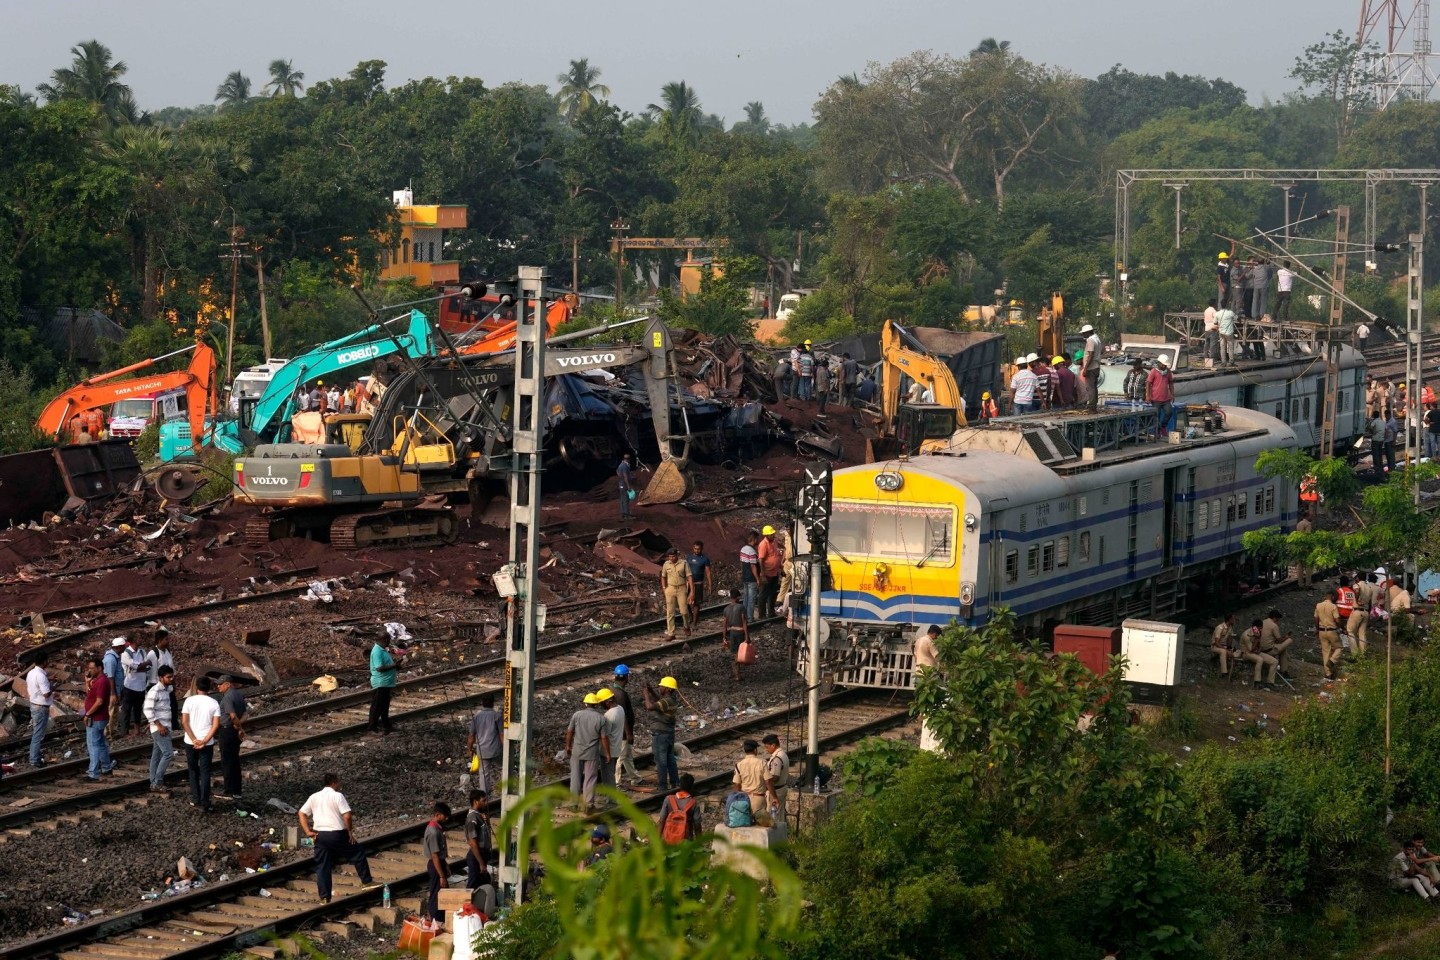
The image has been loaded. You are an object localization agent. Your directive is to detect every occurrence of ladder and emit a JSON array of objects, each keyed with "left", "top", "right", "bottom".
[{"left": 1319, "top": 205, "right": 1350, "bottom": 458}]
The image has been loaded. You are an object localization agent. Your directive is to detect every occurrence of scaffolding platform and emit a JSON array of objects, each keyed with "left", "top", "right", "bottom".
[{"left": 988, "top": 403, "right": 1163, "bottom": 455}]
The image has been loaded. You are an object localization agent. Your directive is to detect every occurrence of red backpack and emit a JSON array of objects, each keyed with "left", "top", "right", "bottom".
[{"left": 661, "top": 793, "right": 697, "bottom": 844}]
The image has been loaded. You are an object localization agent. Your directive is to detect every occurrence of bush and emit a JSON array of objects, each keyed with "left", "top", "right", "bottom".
[
  {"left": 0, "top": 360, "right": 49, "bottom": 455},
  {"left": 133, "top": 422, "right": 160, "bottom": 464}
]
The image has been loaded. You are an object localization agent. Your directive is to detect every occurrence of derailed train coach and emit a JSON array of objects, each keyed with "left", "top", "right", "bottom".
[{"left": 797, "top": 404, "right": 1298, "bottom": 690}]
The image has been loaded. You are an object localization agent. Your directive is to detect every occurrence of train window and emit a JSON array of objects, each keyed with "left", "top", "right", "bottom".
[
  {"left": 831, "top": 501, "right": 955, "bottom": 565},
  {"left": 1213, "top": 498, "right": 1222, "bottom": 525},
  {"left": 1099, "top": 536, "right": 1106, "bottom": 563},
  {"left": 1198, "top": 500, "right": 1209, "bottom": 530},
  {"left": 1006, "top": 550, "right": 1019, "bottom": 584},
  {"left": 1078, "top": 531, "right": 1091, "bottom": 562},
  {"left": 1266, "top": 486, "right": 1275, "bottom": 513},
  {"left": 1027, "top": 545, "right": 1040, "bottom": 577},
  {"left": 1291, "top": 399, "right": 1300, "bottom": 422},
  {"left": 1140, "top": 480, "right": 1152, "bottom": 500},
  {"left": 1254, "top": 491, "right": 1264, "bottom": 516},
  {"left": 1227, "top": 496, "right": 1236, "bottom": 523},
  {"left": 1057, "top": 536, "right": 1070, "bottom": 568},
  {"left": 1237, "top": 495, "right": 1247, "bottom": 521},
  {"left": 1102, "top": 489, "right": 1110, "bottom": 506},
  {"left": 1304, "top": 396, "right": 1311, "bottom": 421},
  {"left": 1275, "top": 403, "right": 1283, "bottom": 420},
  {"left": 1340, "top": 390, "right": 1348, "bottom": 411},
  {"left": 1041, "top": 541, "right": 1055, "bottom": 573},
  {"left": 1077, "top": 496, "right": 1087, "bottom": 517}
]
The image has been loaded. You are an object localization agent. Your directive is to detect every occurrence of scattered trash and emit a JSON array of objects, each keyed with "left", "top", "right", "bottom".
[
  {"left": 266, "top": 798, "right": 299, "bottom": 815},
  {"left": 311, "top": 674, "right": 339, "bottom": 694},
  {"left": 302, "top": 580, "right": 334, "bottom": 603},
  {"left": 176, "top": 856, "right": 197, "bottom": 881}
]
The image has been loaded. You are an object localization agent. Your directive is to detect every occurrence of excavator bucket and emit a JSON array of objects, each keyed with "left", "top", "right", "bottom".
[{"left": 638, "top": 458, "right": 691, "bottom": 505}]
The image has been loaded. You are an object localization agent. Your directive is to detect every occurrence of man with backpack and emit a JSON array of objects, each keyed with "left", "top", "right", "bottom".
[{"left": 659, "top": 773, "right": 702, "bottom": 844}]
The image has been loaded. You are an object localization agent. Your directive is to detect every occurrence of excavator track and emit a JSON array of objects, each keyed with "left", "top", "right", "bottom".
[
  {"left": 244, "top": 515, "right": 295, "bottom": 545},
  {"left": 329, "top": 505, "right": 458, "bottom": 550}
]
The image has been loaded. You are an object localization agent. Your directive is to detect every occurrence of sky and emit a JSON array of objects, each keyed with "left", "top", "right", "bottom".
[{"left": 3, "top": 0, "right": 1365, "bottom": 125}]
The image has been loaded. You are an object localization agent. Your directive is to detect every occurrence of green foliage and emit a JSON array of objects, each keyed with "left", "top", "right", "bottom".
[
  {"left": 495, "top": 785, "right": 801, "bottom": 960},
  {"left": 0, "top": 360, "right": 49, "bottom": 455},
  {"left": 132, "top": 421, "right": 159, "bottom": 463},
  {"left": 657, "top": 256, "right": 759, "bottom": 337},
  {"left": 794, "top": 612, "right": 1201, "bottom": 960},
  {"left": 833, "top": 736, "right": 917, "bottom": 797}
]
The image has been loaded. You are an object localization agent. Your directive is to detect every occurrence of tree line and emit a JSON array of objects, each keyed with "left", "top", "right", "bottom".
[{"left": 3, "top": 30, "right": 1437, "bottom": 395}]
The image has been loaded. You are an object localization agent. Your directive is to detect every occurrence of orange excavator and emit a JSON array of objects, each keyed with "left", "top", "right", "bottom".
[
  {"left": 452, "top": 294, "right": 577, "bottom": 356},
  {"left": 36, "top": 344, "right": 218, "bottom": 444}
]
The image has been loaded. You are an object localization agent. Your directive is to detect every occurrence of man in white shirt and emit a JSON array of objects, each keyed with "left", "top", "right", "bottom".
[
  {"left": 1079, "top": 324, "right": 1103, "bottom": 412},
  {"left": 1275, "top": 261, "right": 1296, "bottom": 320},
  {"left": 1010, "top": 356, "right": 1038, "bottom": 414},
  {"left": 298, "top": 772, "right": 379, "bottom": 903},
  {"left": 181, "top": 676, "right": 221, "bottom": 812},
  {"left": 1202, "top": 299, "right": 1219, "bottom": 365},
  {"left": 120, "top": 637, "right": 150, "bottom": 738},
  {"left": 1356, "top": 320, "right": 1370, "bottom": 353},
  {"left": 25, "top": 653, "right": 52, "bottom": 768},
  {"left": 1215, "top": 305, "right": 1238, "bottom": 364},
  {"left": 143, "top": 665, "right": 177, "bottom": 793}
]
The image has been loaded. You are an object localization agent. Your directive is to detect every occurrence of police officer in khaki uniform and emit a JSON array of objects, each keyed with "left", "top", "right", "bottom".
[
  {"left": 1314, "top": 590, "right": 1343, "bottom": 680},
  {"left": 1351, "top": 577, "right": 1375, "bottom": 655},
  {"left": 660, "top": 548, "right": 689, "bottom": 640},
  {"left": 761, "top": 733, "right": 790, "bottom": 822},
  {"left": 1260, "top": 609, "right": 1293, "bottom": 679}
]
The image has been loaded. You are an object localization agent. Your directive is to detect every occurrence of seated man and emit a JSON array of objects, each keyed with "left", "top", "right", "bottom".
[
  {"left": 1238, "top": 619, "right": 1279, "bottom": 690},
  {"left": 1260, "top": 609, "right": 1293, "bottom": 679},
  {"left": 1393, "top": 839, "right": 1438, "bottom": 900},
  {"left": 1412, "top": 833, "right": 1440, "bottom": 887},
  {"left": 1210, "top": 613, "right": 1238, "bottom": 677}
]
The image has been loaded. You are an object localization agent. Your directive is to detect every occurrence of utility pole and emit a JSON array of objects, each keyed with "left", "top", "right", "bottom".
[
  {"left": 220, "top": 215, "right": 244, "bottom": 387},
  {"left": 255, "top": 252, "right": 272, "bottom": 360},
  {"left": 1164, "top": 182, "right": 1186, "bottom": 250},
  {"left": 610, "top": 219, "right": 629, "bottom": 316},
  {"left": 496, "top": 266, "right": 548, "bottom": 907}
]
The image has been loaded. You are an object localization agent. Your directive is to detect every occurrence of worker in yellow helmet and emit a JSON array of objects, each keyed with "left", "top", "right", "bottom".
[
  {"left": 980, "top": 390, "right": 998, "bottom": 422},
  {"left": 758, "top": 525, "right": 785, "bottom": 617},
  {"left": 643, "top": 676, "right": 681, "bottom": 791}
]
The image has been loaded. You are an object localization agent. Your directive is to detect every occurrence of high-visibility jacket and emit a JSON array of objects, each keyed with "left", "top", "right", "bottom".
[{"left": 1336, "top": 586, "right": 1356, "bottom": 619}]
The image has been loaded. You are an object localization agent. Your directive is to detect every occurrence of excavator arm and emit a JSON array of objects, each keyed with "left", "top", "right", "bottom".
[
  {"left": 880, "top": 320, "right": 968, "bottom": 426},
  {"left": 636, "top": 317, "right": 691, "bottom": 504},
  {"left": 455, "top": 296, "right": 576, "bottom": 356}
]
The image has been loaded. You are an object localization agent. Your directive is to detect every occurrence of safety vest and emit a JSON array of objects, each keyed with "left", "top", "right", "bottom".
[
  {"left": 1336, "top": 586, "right": 1356, "bottom": 618},
  {"left": 1299, "top": 476, "right": 1319, "bottom": 503},
  {"left": 981, "top": 398, "right": 998, "bottom": 420}
]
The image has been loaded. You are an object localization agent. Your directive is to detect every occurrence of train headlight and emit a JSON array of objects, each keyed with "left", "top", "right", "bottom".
[
  {"left": 964, "top": 513, "right": 977, "bottom": 532},
  {"left": 875, "top": 472, "right": 904, "bottom": 492},
  {"left": 959, "top": 582, "right": 975, "bottom": 605}
]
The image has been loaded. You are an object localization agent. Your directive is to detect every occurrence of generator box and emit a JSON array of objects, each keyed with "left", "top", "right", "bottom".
[
  {"left": 1052, "top": 625, "right": 1121, "bottom": 677},
  {"left": 1121, "top": 619, "right": 1183, "bottom": 700}
]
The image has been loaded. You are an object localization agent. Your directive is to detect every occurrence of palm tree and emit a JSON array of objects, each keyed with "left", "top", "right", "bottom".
[
  {"left": 556, "top": 58, "right": 610, "bottom": 122},
  {"left": 647, "top": 81, "right": 703, "bottom": 143},
  {"left": 736, "top": 100, "right": 770, "bottom": 135},
  {"left": 970, "top": 37, "right": 1011, "bottom": 57},
  {"left": 2, "top": 84, "right": 36, "bottom": 108},
  {"left": 215, "top": 71, "right": 252, "bottom": 110},
  {"left": 36, "top": 39, "right": 135, "bottom": 128},
  {"left": 265, "top": 59, "right": 305, "bottom": 97}
]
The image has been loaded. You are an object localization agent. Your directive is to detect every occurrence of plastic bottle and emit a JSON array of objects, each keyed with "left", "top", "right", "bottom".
[
  {"left": 812, "top": 776, "right": 820, "bottom": 796},
  {"left": 382, "top": 884, "right": 391, "bottom": 909}
]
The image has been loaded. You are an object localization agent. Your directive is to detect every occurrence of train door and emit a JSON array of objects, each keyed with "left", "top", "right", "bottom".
[{"left": 1162, "top": 466, "right": 1187, "bottom": 567}]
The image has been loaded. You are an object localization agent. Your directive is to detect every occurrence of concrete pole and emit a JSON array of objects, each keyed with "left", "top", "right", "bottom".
[
  {"left": 804, "top": 533, "right": 822, "bottom": 789},
  {"left": 498, "top": 266, "right": 548, "bottom": 907}
]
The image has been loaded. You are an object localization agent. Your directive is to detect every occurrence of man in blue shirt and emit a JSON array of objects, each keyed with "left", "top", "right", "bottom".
[
  {"left": 684, "top": 541, "right": 713, "bottom": 632},
  {"left": 367, "top": 635, "right": 401, "bottom": 734}
]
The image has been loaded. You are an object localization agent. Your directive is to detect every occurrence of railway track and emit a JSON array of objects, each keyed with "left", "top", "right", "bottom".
[
  {"left": 0, "top": 604, "right": 763, "bottom": 834},
  {"left": 3, "top": 691, "right": 914, "bottom": 960}
]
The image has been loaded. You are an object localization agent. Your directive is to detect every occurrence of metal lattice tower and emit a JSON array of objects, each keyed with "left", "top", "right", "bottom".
[{"left": 1359, "top": 0, "right": 1440, "bottom": 106}]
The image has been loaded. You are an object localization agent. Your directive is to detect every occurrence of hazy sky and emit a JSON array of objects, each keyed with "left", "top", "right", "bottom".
[{"left": 4, "top": 0, "right": 1363, "bottom": 125}]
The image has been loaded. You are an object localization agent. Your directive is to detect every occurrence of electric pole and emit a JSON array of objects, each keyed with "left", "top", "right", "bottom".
[{"left": 496, "top": 266, "right": 549, "bottom": 907}]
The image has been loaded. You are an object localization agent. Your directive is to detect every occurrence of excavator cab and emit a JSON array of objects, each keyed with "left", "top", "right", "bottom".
[
  {"left": 896, "top": 404, "right": 959, "bottom": 457},
  {"left": 390, "top": 411, "right": 456, "bottom": 472}
]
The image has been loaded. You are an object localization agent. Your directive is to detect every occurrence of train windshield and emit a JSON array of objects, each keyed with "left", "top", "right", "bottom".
[
  {"left": 111, "top": 399, "right": 153, "bottom": 419},
  {"left": 830, "top": 500, "right": 955, "bottom": 565}
]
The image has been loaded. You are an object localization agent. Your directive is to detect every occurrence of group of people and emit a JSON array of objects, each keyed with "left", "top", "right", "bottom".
[
  {"left": 296, "top": 378, "right": 376, "bottom": 416},
  {"left": 1211, "top": 568, "right": 1411, "bottom": 686},
  {"left": 772, "top": 341, "right": 875, "bottom": 411},
  {"left": 1209, "top": 608, "right": 1294, "bottom": 689},
  {"left": 1215, "top": 253, "right": 1296, "bottom": 323},
  {"left": 1362, "top": 376, "right": 1440, "bottom": 475},
  {"left": 25, "top": 622, "right": 250, "bottom": 810},
  {"left": 562, "top": 668, "right": 677, "bottom": 810},
  {"left": 1005, "top": 324, "right": 1105, "bottom": 417}
]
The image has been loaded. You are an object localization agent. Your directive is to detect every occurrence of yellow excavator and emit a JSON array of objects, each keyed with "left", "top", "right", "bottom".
[{"left": 865, "top": 319, "right": 970, "bottom": 461}]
